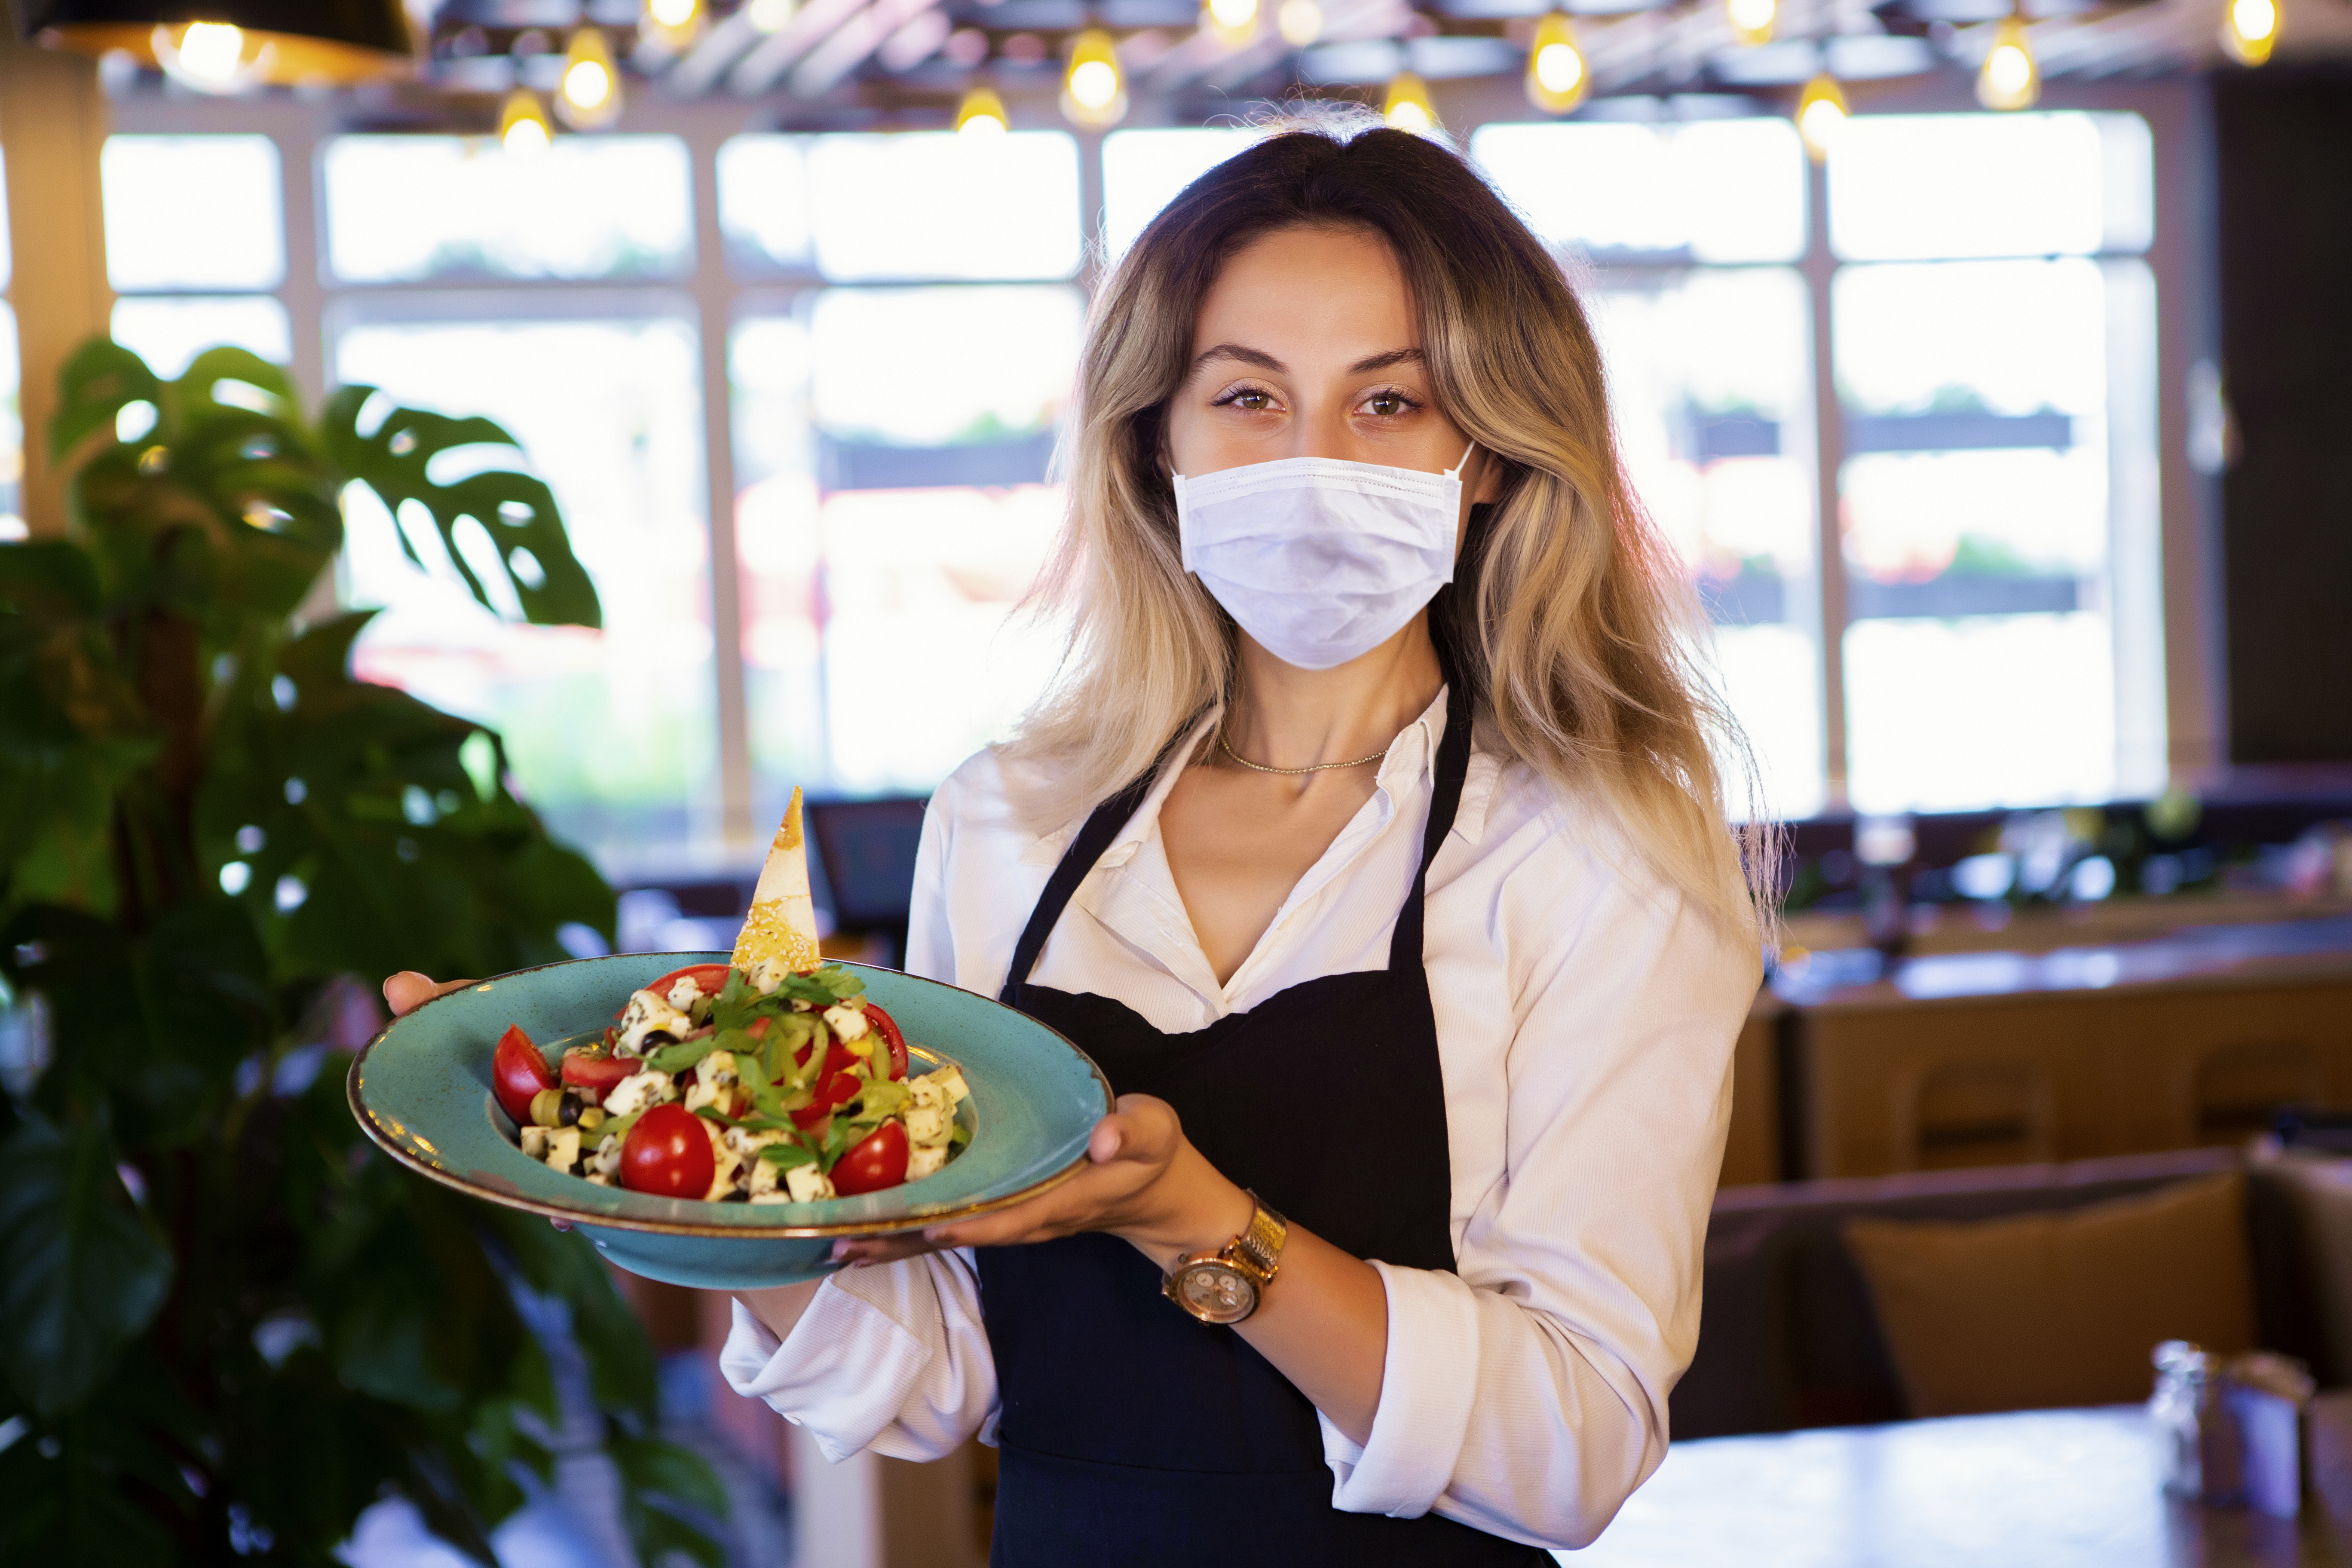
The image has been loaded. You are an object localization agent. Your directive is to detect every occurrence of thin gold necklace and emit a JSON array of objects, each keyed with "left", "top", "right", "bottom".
[{"left": 1218, "top": 732, "right": 1388, "bottom": 775}]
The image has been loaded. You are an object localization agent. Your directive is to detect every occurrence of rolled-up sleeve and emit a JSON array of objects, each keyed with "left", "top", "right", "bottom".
[
  {"left": 1320, "top": 847, "right": 1757, "bottom": 1548},
  {"left": 720, "top": 1248, "right": 997, "bottom": 1462}
]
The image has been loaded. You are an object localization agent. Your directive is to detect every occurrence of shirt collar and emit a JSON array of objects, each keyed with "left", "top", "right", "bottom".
[{"left": 1013, "top": 682, "right": 1483, "bottom": 870}]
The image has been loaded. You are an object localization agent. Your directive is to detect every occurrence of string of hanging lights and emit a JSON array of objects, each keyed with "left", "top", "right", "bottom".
[{"left": 26, "top": 0, "right": 2284, "bottom": 141}]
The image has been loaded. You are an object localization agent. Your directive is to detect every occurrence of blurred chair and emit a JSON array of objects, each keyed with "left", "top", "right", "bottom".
[
  {"left": 1670, "top": 1147, "right": 2346, "bottom": 1439},
  {"left": 805, "top": 796, "right": 927, "bottom": 967}
]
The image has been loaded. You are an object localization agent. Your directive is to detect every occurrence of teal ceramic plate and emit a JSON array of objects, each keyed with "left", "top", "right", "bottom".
[{"left": 348, "top": 953, "right": 1111, "bottom": 1290}]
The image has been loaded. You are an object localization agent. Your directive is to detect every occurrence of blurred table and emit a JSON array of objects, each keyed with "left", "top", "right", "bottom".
[{"left": 1571, "top": 1407, "right": 2352, "bottom": 1567}]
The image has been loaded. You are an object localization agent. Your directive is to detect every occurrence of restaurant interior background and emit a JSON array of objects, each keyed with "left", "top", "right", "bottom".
[{"left": 3, "top": 0, "right": 2352, "bottom": 1561}]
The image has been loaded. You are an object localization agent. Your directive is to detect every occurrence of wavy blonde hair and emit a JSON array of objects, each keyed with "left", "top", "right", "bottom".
[{"left": 1003, "top": 115, "right": 1774, "bottom": 941}]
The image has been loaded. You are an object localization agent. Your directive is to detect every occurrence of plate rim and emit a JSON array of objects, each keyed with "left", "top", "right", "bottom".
[{"left": 347, "top": 953, "right": 1113, "bottom": 1240}]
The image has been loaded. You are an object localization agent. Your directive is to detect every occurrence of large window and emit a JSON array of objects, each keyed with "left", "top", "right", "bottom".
[
  {"left": 1828, "top": 113, "right": 2159, "bottom": 814},
  {"left": 70, "top": 107, "right": 2169, "bottom": 877},
  {"left": 102, "top": 134, "right": 292, "bottom": 374}
]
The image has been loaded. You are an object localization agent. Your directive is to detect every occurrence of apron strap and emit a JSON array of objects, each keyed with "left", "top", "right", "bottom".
[
  {"left": 1004, "top": 766, "right": 1164, "bottom": 994},
  {"left": 1386, "top": 674, "right": 1474, "bottom": 974},
  {"left": 1004, "top": 672, "right": 1477, "bottom": 994}
]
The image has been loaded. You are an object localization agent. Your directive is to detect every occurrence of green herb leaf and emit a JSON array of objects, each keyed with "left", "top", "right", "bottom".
[
  {"left": 644, "top": 1036, "right": 716, "bottom": 1074},
  {"left": 690, "top": 1105, "right": 737, "bottom": 1128},
  {"left": 756, "top": 1143, "right": 818, "bottom": 1170}
]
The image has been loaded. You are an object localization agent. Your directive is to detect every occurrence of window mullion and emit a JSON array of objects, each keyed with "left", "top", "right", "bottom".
[{"left": 1804, "top": 154, "right": 1849, "bottom": 810}]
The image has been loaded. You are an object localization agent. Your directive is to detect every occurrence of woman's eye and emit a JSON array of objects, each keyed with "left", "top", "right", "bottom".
[
  {"left": 1364, "top": 392, "right": 1414, "bottom": 417},
  {"left": 1226, "top": 389, "right": 1274, "bottom": 412}
]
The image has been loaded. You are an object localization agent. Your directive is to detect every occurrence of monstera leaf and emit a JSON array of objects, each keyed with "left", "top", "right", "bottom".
[{"left": 321, "top": 389, "right": 601, "bottom": 630}]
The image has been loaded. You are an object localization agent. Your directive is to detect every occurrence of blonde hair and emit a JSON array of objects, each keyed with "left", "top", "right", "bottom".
[{"left": 1004, "top": 115, "right": 1775, "bottom": 942}]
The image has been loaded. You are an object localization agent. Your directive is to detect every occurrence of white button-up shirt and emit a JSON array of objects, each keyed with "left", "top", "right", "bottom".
[{"left": 720, "top": 690, "right": 1759, "bottom": 1550}]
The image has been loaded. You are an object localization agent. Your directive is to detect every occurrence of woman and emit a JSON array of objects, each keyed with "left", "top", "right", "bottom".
[{"left": 394, "top": 117, "right": 1766, "bottom": 1561}]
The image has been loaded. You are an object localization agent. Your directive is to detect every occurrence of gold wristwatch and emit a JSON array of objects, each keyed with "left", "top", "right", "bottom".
[{"left": 1163, "top": 1192, "right": 1287, "bottom": 1325}]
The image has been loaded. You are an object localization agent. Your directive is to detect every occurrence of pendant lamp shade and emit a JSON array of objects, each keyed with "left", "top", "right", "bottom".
[{"left": 24, "top": 0, "right": 415, "bottom": 86}]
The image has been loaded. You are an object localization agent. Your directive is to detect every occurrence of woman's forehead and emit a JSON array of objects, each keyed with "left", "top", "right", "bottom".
[{"left": 1190, "top": 227, "right": 1416, "bottom": 367}]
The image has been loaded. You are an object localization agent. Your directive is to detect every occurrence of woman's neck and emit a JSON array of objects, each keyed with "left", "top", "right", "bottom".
[{"left": 1221, "top": 618, "right": 1445, "bottom": 778}]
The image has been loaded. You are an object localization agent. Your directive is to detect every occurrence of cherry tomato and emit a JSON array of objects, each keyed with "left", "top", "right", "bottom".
[
  {"left": 560, "top": 1049, "right": 637, "bottom": 1103},
  {"left": 831, "top": 1120, "right": 910, "bottom": 1196},
  {"left": 620, "top": 1104, "right": 717, "bottom": 1198},
  {"left": 492, "top": 1024, "right": 556, "bottom": 1124},
  {"left": 864, "top": 1003, "right": 909, "bottom": 1081},
  {"left": 645, "top": 963, "right": 732, "bottom": 1004}
]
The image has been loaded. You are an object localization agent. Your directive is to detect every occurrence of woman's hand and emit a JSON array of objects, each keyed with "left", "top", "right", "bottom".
[
  {"left": 384, "top": 971, "right": 472, "bottom": 1017},
  {"left": 835, "top": 1094, "right": 1251, "bottom": 1271}
]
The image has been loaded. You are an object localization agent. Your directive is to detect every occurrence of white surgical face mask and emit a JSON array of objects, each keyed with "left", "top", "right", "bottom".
[{"left": 1173, "top": 442, "right": 1475, "bottom": 672}]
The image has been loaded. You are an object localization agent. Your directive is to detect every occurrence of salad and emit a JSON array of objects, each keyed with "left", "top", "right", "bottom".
[{"left": 492, "top": 959, "right": 971, "bottom": 1203}]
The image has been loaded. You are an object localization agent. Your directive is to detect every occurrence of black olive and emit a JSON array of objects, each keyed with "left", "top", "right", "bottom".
[
  {"left": 643, "top": 1030, "right": 677, "bottom": 1050},
  {"left": 673, "top": 1069, "right": 695, "bottom": 1088},
  {"left": 722, "top": 1188, "right": 750, "bottom": 1203},
  {"left": 558, "top": 1090, "right": 582, "bottom": 1126}
]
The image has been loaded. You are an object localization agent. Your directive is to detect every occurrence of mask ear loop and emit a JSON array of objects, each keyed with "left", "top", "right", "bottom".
[{"left": 1444, "top": 440, "right": 1478, "bottom": 481}]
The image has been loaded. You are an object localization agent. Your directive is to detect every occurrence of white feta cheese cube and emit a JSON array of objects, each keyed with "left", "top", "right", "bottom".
[
  {"left": 903, "top": 1103, "right": 951, "bottom": 1148},
  {"left": 546, "top": 1127, "right": 582, "bottom": 1173},
  {"left": 683, "top": 1076, "right": 724, "bottom": 1115},
  {"left": 906, "top": 1143, "right": 949, "bottom": 1181},
  {"left": 665, "top": 974, "right": 704, "bottom": 1010},
  {"left": 589, "top": 1134, "right": 623, "bottom": 1178},
  {"left": 748, "top": 957, "right": 787, "bottom": 996},
  {"left": 724, "top": 1126, "right": 784, "bottom": 1160},
  {"left": 931, "top": 1067, "right": 971, "bottom": 1104},
  {"left": 909, "top": 1076, "right": 948, "bottom": 1112},
  {"left": 695, "top": 1050, "right": 738, "bottom": 1089},
  {"left": 519, "top": 1126, "right": 549, "bottom": 1159},
  {"left": 783, "top": 1163, "right": 835, "bottom": 1204},
  {"left": 822, "top": 1004, "right": 869, "bottom": 1042},
  {"left": 586, "top": 1173, "right": 612, "bottom": 1187},
  {"left": 748, "top": 1155, "right": 783, "bottom": 1196},
  {"left": 600, "top": 1067, "right": 674, "bottom": 1120},
  {"left": 748, "top": 1191, "right": 793, "bottom": 1205},
  {"left": 616, "top": 988, "right": 694, "bottom": 1054}
]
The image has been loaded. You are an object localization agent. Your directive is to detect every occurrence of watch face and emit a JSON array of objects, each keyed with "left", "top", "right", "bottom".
[{"left": 1173, "top": 1260, "right": 1257, "bottom": 1324}]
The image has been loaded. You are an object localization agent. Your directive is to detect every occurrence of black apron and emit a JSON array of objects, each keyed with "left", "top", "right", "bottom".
[{"left": 979, "top": 680, "right": 1550, "bottom": 1565}]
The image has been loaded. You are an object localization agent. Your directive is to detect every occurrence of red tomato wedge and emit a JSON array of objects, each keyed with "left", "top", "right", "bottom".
[
  {"left": 560, "top": 1049, "right": 637, "bottom": 1103},
  {"left": 492, "top": 1024, "right": 556, "bottom": 1123},
  {"left": 620, "top": 1104, "right": 716, "bottom": 1198},
  {"left": 864, "top": 1003, "right": 909, "bottom": 1081},
  {"left": 832, "top": 1120, "right": 910, "bottom": 1195},
  {"left": 642, "top": 963, "right": 732, "bottom": 1006},
  {"left": 791, "top": 1048, "right": 865, "bottom": 1130}
]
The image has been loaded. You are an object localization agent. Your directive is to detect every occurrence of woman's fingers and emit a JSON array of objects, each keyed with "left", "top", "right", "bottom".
[
  {"left": 383, "top": 971, "right": 475, "bottom": 1017},
  {"left": 833, "top": 1232, "right": 943, "bottom": 1267}
]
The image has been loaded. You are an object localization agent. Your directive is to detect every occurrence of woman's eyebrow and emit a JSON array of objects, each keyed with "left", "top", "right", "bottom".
[
  {"left": 1348, "top": 348, "right": 1424, "bottom": 374},
  {"left": 1191, "top": 343, "right": 1286, "bottom": 376}
]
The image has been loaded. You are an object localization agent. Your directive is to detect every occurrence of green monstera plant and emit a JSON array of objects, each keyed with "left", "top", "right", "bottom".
[{"left": 0, "top": 341, "right": 725, "bottom": 1564}]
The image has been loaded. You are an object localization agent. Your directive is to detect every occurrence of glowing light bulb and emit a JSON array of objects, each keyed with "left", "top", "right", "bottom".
[
  {"left": 1524, "top": 14, "right": 1586, "bottom": 114},
  {"left": 1976, "top": 14, "right": 2038, "bottom": 110},
  {"left": 2223, "top": 0, "right": 2278, "bottom": 63},
  {"left": 1727, "top": 0, "right": 1775, "bottom": 45},
  {"left": 748, "top": 0, "right": 795, "bottom": 32},
  {"left": 150, "top": 19, "right": 273, "bottom": 92},
  {"left": 1383, "top": 71, "right": 1437, "bottom": 134},
  {"left": 557, "top": 26, "right": 624, "bottom": 129},
  {"left": 1060, "top": 29, "right": 1127, "bottom": 127},
  {"left": 645, "top": 0, "right": 701, "bottom": 49},
  {"left": 1205, "top": 0, "right": 1259, "bottom": 45},
  {"left": 1795, "top": 71, "right": 1848, "bottom": 162},
  {"left": 1277, "top": 0, "right": 1322, "bottom": 43},
  {"left": 178, "top": 20, "right": 246, "bottom": 82},
  {"left": 499, "top": 89, "right": 554, "bottom": 154},
  {"left": 956, "top": 84, "right": 1010, "bottom": 133}
]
